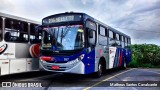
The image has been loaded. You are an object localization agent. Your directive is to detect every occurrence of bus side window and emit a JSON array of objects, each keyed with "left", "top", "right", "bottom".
[
  {"left": 30, "top": 24, "right": 41, "bottom": 43},
  {"left": 109, "top": 30, "right": 116, "bottom": 46},
  {"left": 0, "top": 17, "right": 2, "bottom": 41},
  {"left": 121, "top": 36, "right": 125, "bottom": 48},
  {"left": 86, "top": 20, "right": 97, "bottom": 48},
  {"left": 115, "top": 33, "right": 121, "bottom": 47},
  {"left": 125, "top": 37, "right": 128, "bottom": 47},
  {"left": 88, "top": 30, "right": 96, "bottom": 46},
  {"left": 98, "top": 26, "right": 108, "bottom": 45},
  {"left": 127, "top": 38, "right": 131, "bottom": 47},
  {"left": 109, "top": 30, "right": 113, "bottom": 38},
  {"left": 4, "top": 18, "right": 28, "bottom": 43}
]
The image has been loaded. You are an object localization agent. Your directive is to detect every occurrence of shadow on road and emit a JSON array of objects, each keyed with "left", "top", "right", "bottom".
[
  {"left": 0, "top": 71, "right": 55, "bottom": 81},
  {"left": 0, "top": 67, "right": 127, "bottom": 87},
  {"left": 40, "top": 67, "right": 127, "bottom": 87}
]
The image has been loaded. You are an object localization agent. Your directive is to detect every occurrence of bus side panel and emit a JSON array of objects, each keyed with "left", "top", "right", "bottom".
[
  {"left": 83, "top": 49, "right": 95, "bottom": 74},
  {"left": 10, "top": 59, "right": 27, "bottom": 74},
  {"left": 94, "top": 45, "right": 109, "bottom": 72},
  {"left": 0, "top": 60, "right": 9, "bottom": 75},
  {"left": 15, "top": 43, "right": 31, "bottom": 58},
  {"left": 7, "top": 43, "right": 15, "bottom": 58},
  {"left": 109, "top": 47, "right": 116, "bottom": 69},
  {"left": 109, "top": 47, "right": 125, "bottom": 68},
  {"left": 113, "top": 48, "right": 125, "bottom": 68},
  {"left": 0, "top": 42, "right": 10, "bottom": 75}
]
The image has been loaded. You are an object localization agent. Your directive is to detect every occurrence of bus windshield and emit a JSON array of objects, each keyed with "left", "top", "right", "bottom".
[{"left": 42, "top": 25, "right": 84, "bottom": 51}]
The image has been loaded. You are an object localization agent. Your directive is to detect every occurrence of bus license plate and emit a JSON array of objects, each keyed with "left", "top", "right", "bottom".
[{"left": 52, "top": 66, "right": 60, "bottom": 70}]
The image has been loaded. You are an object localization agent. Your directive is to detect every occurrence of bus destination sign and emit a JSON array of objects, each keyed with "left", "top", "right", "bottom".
[{"left": 43, "top": 14, "right": 82, "bottom": 24}]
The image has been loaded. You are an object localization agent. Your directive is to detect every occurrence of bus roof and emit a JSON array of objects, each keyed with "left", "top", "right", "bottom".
[
  {"left": 0, "top": 12, "right": 40, "bottom": 24},
  {"left": 43, "top": 12, "right": 130, "bottom": 38}
]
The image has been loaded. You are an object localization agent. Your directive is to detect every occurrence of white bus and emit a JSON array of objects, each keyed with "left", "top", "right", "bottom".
[{"left": 0, "top": 12, "right": 41, "bottom": 75}]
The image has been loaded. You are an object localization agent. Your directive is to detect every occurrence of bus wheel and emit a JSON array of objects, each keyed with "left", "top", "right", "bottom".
[{"left": 94, "top": 62, "right": 103, "bottom": 78}]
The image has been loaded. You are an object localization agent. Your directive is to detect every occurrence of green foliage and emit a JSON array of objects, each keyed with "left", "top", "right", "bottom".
[{"left": 128, "top": 44, "right": 160, "bottom": 68}]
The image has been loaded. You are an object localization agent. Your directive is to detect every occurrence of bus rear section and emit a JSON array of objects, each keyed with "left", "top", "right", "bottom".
[
  {"left": 109, "top": 47, "right": 132, "bottom": 69},
  {"left": 0, "top": 12, "right": 41, "bottom": 75}
]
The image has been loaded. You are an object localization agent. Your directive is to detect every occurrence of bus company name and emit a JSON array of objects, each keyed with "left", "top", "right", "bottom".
[{"left": 43, "top": 15, "right": 74, "bottom": 24}]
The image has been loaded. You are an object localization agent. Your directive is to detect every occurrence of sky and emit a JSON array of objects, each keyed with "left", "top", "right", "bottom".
[{"left": 0, "top": 0, "right": 160, "bottom": 45}]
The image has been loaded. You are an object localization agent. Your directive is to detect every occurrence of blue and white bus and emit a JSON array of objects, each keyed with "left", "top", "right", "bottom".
[{"left": 38, "top": 12, "right": 132, "bottom": 77}]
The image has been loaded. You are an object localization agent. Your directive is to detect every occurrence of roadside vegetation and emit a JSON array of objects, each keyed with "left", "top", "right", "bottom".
[{"left": 128, "top": 44, "right": 160, "bottom": 68}]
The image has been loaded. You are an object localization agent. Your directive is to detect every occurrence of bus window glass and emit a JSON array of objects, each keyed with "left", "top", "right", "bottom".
[
  {"left": 125, "top": 37, "right": 127, "bottom": 43},
  {"left": 121, "top": 36, "right": 124, "bottom": 48},
  {"left": 0, "top": 17, "right": 2, "bottom": 41},
  {"left": 4, "top": 18, "right": 28, "bottom": 43},
  {"left": 86, "top": 21, "right": 96, "bottom": 30},
  {"left": 99, "top": 35, "right": 107, "bottom": 45},
  {"left": 89, "top": 30, "right": 96, "bottom": 45},
  {"left": 116, "top": 33, "right": 119, "bottom": 40},
  {"left": 129, "top": 38, "right": 131, "bottom": 44},
  {"left": 119, "top": 35, "right": 121, "bottom": 41},
  {"left": 100, "top": 26, "right": 105, "bottom": 36},
  {"left": 30, "top": 23, "right": 41, "bottom": 43},
  {"left": 116, "top": 34, "right": 121, "bottom": 46},
  {"left": 121, "top": 36, "right": 123, "bottom": 41},
  {"left": 109, "top": 30, "right": 113, "bottom": 38},
  {"left": 128, "top": 38, "right": 131, "bottom": 46},
  {"left": 128, "top": 38, "right": 131, "bottom": 44},
  {"left": 123, "top": 36, "right": 125, "bottom": 42},
  {"left": 124, "top": 37, "right": 128, "bottom": 47}
]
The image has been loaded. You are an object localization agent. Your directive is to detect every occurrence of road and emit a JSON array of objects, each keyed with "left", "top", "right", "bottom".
[{"left": 0, "top": 68, "right": 159, "bottom": 90}]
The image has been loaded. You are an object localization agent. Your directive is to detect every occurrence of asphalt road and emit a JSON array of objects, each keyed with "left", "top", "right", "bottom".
[{"left": 0, "top": 68, "right": 159, "bottom": 90}]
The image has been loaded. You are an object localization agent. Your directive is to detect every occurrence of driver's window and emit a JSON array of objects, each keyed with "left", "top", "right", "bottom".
[{"left": 86, "top": 20, "right": 97, "bottom": 47}]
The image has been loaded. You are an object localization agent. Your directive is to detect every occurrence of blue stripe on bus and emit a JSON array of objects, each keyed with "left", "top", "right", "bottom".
[
  {"left": 82, "top": 49, "right": 95, "bottom": 74},
  {"left": 116, "top": 48, "right": 120, "bottom": 67}
]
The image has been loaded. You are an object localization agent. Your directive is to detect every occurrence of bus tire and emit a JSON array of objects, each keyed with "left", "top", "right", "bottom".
[{"left": 94, "top": 61, "right": 103, "bottom": 78}]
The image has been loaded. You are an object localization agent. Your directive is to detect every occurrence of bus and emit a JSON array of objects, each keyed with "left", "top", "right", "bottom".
[
  {"left": 38, "top": 12, "right": 132, "bottom": 77},
  {"left": 0, "top": 12, "right": 42, "bottom": 75}
]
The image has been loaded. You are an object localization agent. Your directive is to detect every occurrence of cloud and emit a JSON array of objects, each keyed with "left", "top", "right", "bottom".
[{"left": 0, "top": 0, "right": 160, "bottom": 45}]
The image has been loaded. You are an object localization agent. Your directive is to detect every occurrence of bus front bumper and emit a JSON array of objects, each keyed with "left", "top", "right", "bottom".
[{"left": 39, "top": 60, "right": 85, "bottom": 74}]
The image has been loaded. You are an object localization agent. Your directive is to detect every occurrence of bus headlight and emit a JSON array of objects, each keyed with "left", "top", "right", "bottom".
[
  {"left": 40, "top": 58, "right": 46, "bottom": 63},
  {"left": 67, "top": 54, "right": 84, "bottom": 65}
]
